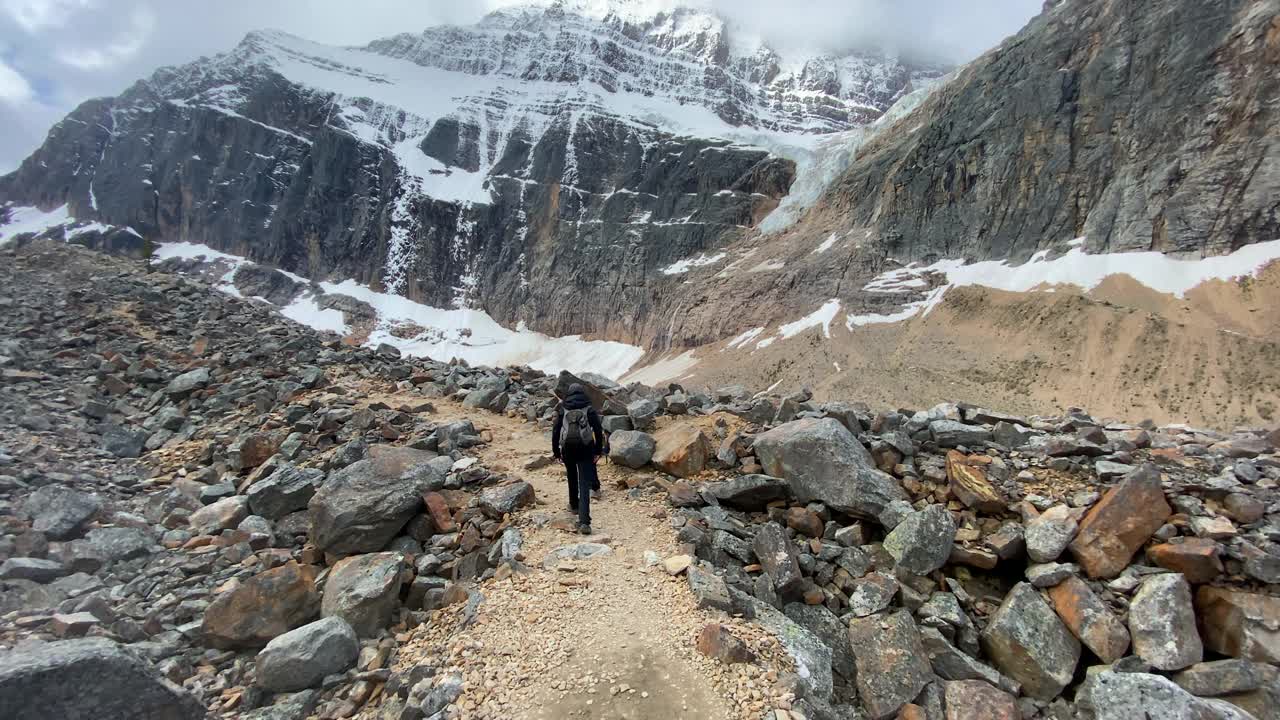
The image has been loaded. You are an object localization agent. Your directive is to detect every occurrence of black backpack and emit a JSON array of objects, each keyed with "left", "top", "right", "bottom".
[{"left": 560, "top": 408, "right": 593, "bottom": 452}]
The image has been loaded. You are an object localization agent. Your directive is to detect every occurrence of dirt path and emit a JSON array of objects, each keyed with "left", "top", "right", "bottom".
[{"left": 362, "top": 396, "right": 795, "bottom": 720}]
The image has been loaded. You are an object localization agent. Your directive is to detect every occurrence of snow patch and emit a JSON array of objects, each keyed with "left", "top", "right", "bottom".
[
  {"left": 724, "top": 327, "right": 765, "bottom": 351},
  {"left": 813, "top": 233, "right": 838, "bottom": 254},
  {"left": 620, "top": 350, "right": 700, "bottom": 385},
  {"left": 0, "top": 205, "right": 72, "bottom": 245},
  {"left": 778, "top": 299, "right": 842, "bottom": 339},
  {"left": 661, "top": 251, "right": 726, "bottom": 275},
  {"left": 280, "top": 295, "right": 348, "bottom": 335}
]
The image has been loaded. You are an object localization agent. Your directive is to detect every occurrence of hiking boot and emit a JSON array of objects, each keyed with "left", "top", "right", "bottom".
[
  {"left": 590, "top": 489, "right": 601, "bottom": 500},
  {"left": 577, "top": 523, "right": 592, "bottom": 535}
]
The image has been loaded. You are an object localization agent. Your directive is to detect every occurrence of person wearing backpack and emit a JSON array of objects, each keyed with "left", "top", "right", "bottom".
[{"left": 552, "top": 383, "right": 605, "bottom": 534}]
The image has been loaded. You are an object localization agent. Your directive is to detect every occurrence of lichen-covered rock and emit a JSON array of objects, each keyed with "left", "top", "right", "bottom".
[
  {"left": 707, "top": 474, "right": 789, "bottom": 510},
  {"left": 1196, "top": 587, "right": 1280, "bottom": 664},
  {"left": 980, "top": 582, "right": 1080, "bottom": 700},
  {"left": 1129, "top": 573, "right": 1202, "bottom": 671},
  {"left": 607, "top": 430, "right": 656, "bottom": 469},
  {"left": 847, "top": 609, "right": 933, "bottom": 719},
  {"left": 884, "top": 504, "right": 956, "bottom": 575},
  {"left": 1046, "top": 575, "right": 1130, "bottom": 663}
]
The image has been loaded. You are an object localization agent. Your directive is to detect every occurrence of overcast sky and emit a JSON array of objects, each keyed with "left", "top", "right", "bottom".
[{"left": 0, "top": 0, "right": 1042, "bottom": 174}]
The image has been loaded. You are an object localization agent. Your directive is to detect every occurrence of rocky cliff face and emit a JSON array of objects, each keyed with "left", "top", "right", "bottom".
[
  {"left": 0, "top": 0, "right": 940, "bottom": 344},
  {"left": 644, "top": 0, "right": 1280, "bottom": 350}
]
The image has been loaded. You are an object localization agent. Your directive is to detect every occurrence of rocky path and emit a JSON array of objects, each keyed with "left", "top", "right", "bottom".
[{"left": 359, "top": 396, "right": 796, "bottom": 720}]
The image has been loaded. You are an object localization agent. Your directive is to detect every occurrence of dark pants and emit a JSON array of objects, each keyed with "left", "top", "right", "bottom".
[{"left": 564, "top": 448, "right": 599, "bottom": 527}]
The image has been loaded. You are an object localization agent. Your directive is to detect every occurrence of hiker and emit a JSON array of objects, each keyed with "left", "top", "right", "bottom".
[{"left": 552, "top": 383, "right": 605, "bottom": 534}]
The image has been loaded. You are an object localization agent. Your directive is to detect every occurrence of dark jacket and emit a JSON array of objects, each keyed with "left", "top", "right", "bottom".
[{"left": 552, "top": 387, "right": 605, "bottom": 458}]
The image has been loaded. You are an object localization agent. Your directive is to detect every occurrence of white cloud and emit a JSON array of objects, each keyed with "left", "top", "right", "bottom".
[
  {"left": 0, "top": 57, "right": 33, "bottom": 103},
  {"left": 3, "top": 0, "right": 96, "bottom": 33},
  {"left": 55, "top": 4, "right": 154, "bottom": 69}
]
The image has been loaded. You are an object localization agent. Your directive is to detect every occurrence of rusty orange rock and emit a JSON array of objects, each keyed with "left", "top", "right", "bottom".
[
  {"left": 1147, "top": 538, "right": 1223, "bottom": 584},
  {"left": 1196, "top": 587, "right": 1280, "bottom": 663},
  {"left": 422, "top": 491, "right": 456, "bottom": 533},
  {"left": 652, "top": 423, "right": 711, "bottom": 478},
  {"left": 1068, "top": 464, "right": 1171, "bottom": 578},
  {"left": 1047, "top": 575, "right": 1131, "bottom": 663},
  {"left": 946, "top": 451, "right": 1006, "bottom": 513}
]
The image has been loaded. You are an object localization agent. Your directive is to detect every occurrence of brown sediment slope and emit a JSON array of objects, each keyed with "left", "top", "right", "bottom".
[{"left": 678, "top": 262, "right": 1280, "bottom": 430}]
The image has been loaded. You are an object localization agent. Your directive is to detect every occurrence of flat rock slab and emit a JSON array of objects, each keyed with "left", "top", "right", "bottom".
[{"left": 541, "top": 543, "right": 613, "bottom": 569}]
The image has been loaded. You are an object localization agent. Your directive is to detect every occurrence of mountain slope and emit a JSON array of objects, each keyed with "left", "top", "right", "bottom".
[{"left": 0, "top": 0, "right": 940, "bottom": 345}]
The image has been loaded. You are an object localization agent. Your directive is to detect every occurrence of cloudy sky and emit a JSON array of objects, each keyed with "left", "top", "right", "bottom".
[{"left": 0, "top": 0, "right": 1041, "bottom": 174}]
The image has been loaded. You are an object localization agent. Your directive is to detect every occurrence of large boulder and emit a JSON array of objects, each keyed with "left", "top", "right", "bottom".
[
  {"left": 1068, "top": 464, "right": 1171, "bottom": 578},
  {"left": 321, "top": 553, "right": 404, "bottom": 637},
  {"left": 246, "top": 465, "right": 323, "bottom": 520},
  {"left": 202, "top": 561, "right": 320, "bottom": 649},
  {"left": 945, "top": 451, "right": 1005, "bottom": 513},
  {"left": 22, "top": 486, "right": 101, "bottom": 540},
  {"left": 0, "top": 638, "right": 205, "bottom": 720},
  {"left": 753, "top": 418, "right": 907, "bottom": 518},
  {"left": 847, "top": 610, "right": 934, "bottom": 719},
  {"left": 165, "top": 367, "right": 211, "bottom": 397},
  {"left": 1196, "top": 587, "right": 1280, "bottom": 663},
  {"left": 308, "top": 447, "right": 444, "bottom": 554},
  {"left": 783, "top": 604, "right": 857, "bottom": 681},
  {"left": 1025, "top": 505, "right": 1078, "bottom": 563},
  {"left": 651, "top": 423, "right": 710, "bottom": 478},
  {"left": 607, "top": 430, "right": 656, "bottom": 468},
  {"left": 707, "top": 475, "right": 789, "bottom": 510},
  {"left": 82, "top": 527, "right": 154, "bottom": 563},
  {"left": 1129, "top": 573, "right": 1203, "bottom": 671},
  {"left": 980, "top": 582, "right": 1081, "bottom": 700},
  {"left": 1147, "top": 538, "right": 1224, "bottom": 584},
  {"left": 255, "top": 617, "right": 359, "bottom": 692},
  {"left": 884, "top": 504, "right": 957, "bottom": 575}
]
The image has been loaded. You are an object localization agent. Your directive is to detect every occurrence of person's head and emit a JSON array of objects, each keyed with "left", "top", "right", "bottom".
[{"left": 568, "top": 383, "right": 585, "bottom": 395}]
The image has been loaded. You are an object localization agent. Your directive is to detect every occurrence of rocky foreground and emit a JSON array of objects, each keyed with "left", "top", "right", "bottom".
[{"left": 1, "top": 239, "right": 1280, "bottom": 720}]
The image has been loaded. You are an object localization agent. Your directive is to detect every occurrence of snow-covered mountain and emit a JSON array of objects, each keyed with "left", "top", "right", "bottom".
[{"left": 0, "top": 0, "right": 941, "bottom": 358}]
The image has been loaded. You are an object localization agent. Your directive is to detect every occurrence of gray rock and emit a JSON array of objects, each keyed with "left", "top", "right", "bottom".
[
  {"left": 1078, "top": 670, "right": 1255, "bottom": 720},
  {"left": 627, "top": 398, "right": 661, "bottom": 431},
  {"left": 246, "top": 465, "right": 323, "bottom": 520},
  {"left": 1129, "top": 573, "right": 1203, "bottom": 671},
  {"left": 920, "top": 626, "right": 1019, "bottom": 695},
  {"left": 607, "top": 430, "right": 655, "bottom": 469},
  {"left": 101, "top": 425, "right": 147, "bottom": 458},
  {"left": 421, "top": 672, "right": 465, "bottom": 716},
  {"left": 23, "top": 486, "right": 101, "bottom": 540},
  {"left": 1026, "top": 562, "right": 1079, "bottom": 588},
  {"left": 308, "top": 448, "right": 443, "bottom": 554},
  {"left": 929, "top": 420, "right": 992, "bottom": 448},
  {"left": 1025, "top": 505, "right": 1078, "bottom": 563},
  {"left": 752, "top": 522, "right": 805, "bottom": 598},
  {"left": 321, "top": 552, "right": 404, "bottom": 637},
  {"left": 734, "top": 588, "right": 833, "bottom": 701},
  {"left": 83, "top": 527, "right": 154, "bottom": 562},
  {"left": 166, "top": 367, "right": 211, "bottom": 397},
  {"left": 847, "top": 609, "right": 933, "bottom": 719},
  {"left": 1171, "top": 659, "right": 1266, "bottom": 698},
  {"left": 601, "top": 415, "right": 632, "bottom": 433},
  {"left": 0, "top": 557, "right": 69, "bottom": 583},
  {"left": 706, "top": 474, "right": 789, "bottom": 510},
  {"left": 847, "top": 572, "right": 899, "bottom": 618},
  {"left": 0, "top": 638, "right": 205, "bottom": 720},
  {"left": 541, "top": 542, "right": 612, "bottom": 569},
  {"left": 883, "top": 504, "right": 956, "bottom": 575},
  {"left": 752, "top": 418, "right": 907, "bottom": 519},
  {"left": 687, "top": 565, "right": 733, "bottom": 613},
  {"left": 783, "top": 603, "right": 856, "bottom": 681},
  {"left": 477, "top": 481, "right": 534, "bottom": 519},
  {"left": 255, "top": 617, "right": 359, "bottom": 692},
  {"left": 981, "top": 582, "right": 1081, "bottom": 700}
]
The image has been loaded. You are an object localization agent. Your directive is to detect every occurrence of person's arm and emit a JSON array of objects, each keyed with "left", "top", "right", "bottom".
[
  {"left": 551, "top": 407, "right": 563, "bottom": 458},
  {"left": 589, "top": 408, "right": 605, "bottom": 454}
]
